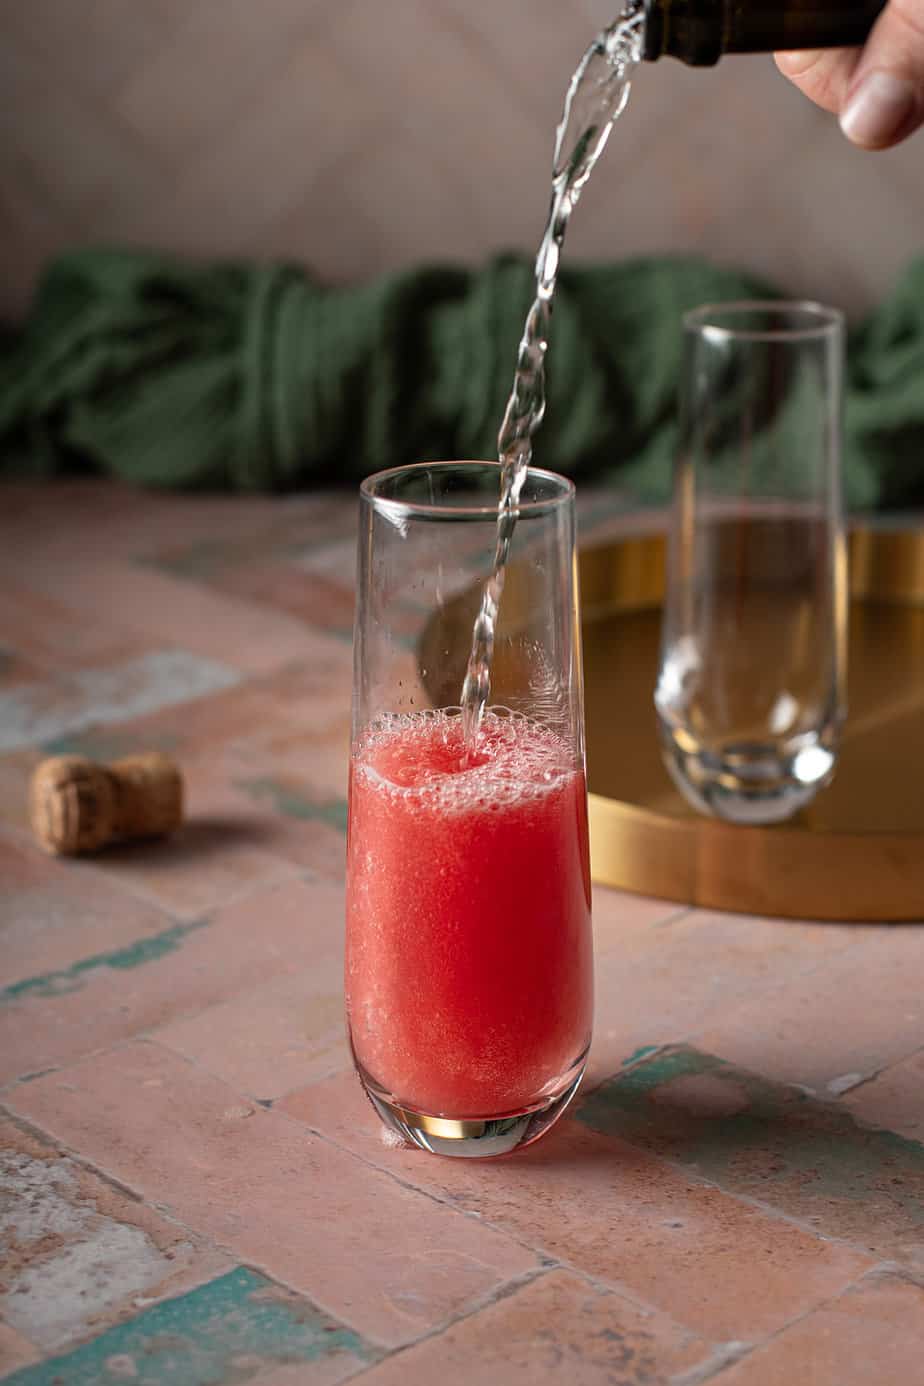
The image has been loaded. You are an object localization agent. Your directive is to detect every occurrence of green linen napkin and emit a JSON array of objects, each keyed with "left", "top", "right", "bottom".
[{"left": 1, "top": 249, "right": 922, "bottom": 509}]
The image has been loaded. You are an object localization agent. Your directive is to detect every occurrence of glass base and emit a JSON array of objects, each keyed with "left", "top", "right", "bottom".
[
  {"left": 354, "top": 1056, "right": 587, "bottom": 1158},
  {"left": 658, "top": 723, "right": 838, "bottom": 825}
]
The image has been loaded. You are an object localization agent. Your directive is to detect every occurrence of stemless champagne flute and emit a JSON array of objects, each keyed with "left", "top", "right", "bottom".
[
  {"left": 346, "top": 462, "right": 592, "bottom": 1158},
  {"left": 655, "top": 302, "right": 847, "bottom": 825}
]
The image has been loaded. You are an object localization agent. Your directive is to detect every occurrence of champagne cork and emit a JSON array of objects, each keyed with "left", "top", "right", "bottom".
[{"left": 29, "top": 752, "right": 184, "bottom": 857}]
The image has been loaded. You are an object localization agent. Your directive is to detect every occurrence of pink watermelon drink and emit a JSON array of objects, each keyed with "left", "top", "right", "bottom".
[{"left": 346, "top": 708, "right": 593, "bottom": 1119}]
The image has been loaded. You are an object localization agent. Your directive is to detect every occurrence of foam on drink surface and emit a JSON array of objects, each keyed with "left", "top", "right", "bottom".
[{"left": 354, "top": 708, "right": 577, "bottom": 814}]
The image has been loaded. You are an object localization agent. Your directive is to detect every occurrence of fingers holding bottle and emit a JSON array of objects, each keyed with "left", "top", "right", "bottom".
[
  {"left": 776, "top": 0, "right": 924, "bottom": 149},
  {"left": 774, "top": 48, "right": 861, "bottom": 117}
]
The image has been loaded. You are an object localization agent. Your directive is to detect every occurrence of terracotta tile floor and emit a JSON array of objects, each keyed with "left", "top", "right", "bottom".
[{"left": 1, "top": 480, "right": 922, "bottom": 1386}]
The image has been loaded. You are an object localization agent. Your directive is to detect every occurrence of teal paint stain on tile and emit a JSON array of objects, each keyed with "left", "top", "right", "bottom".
[
  {"left": 584, "top": 1046, "right": 725, "bottom": 1108},
  {"left": 42, "top": 728, "right": 181, "bottom": 761},
  {"left": 238, "top": 778, "right": 348, "bottom": 833},
  {"left": 141, "top": 527, "right": 332, "bottom": 579},
  {"left": 577, "top": 1046, "right": 770, "bottom": 1167},
  {"left": 143, "top": 532, "right": 326, "bottom": 580},
  {"left": 576, "top": 1045, "right": 924, "bottom": 1237},
  {"left": 0, "top": 652, "right": 240, "bottom": 753},
  {"left": 0, "top": 1265, "right": 376, "bottom": 1386},
  {"left": 142, "top": 540, "right": 238, "bottom": 580},
  {"left": 621, "top": 1044, "right": 663, "bottom": 1070},
  {"left": 1, "top": 920, "right": 208, "bottom": 1004},
  {"left": 42, "top": 730, "right": 135, "bottom": 760}
]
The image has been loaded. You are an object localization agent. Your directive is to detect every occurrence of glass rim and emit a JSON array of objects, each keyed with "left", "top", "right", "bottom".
[
  {"left": 360, "top": 460, "right": 576, "bottom": 520},
  {"left": 683, "top": 299, "right": 845, "bottom": 343}
]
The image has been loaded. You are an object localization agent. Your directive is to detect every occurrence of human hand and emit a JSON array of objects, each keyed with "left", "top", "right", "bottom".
[{"left": 776, "top": 0, "right": 924, "bottom": 149}]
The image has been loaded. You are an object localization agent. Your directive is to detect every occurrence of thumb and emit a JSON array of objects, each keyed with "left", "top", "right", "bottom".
[{"left": 840, "top": 0, "right": 924, "bottom": 148}]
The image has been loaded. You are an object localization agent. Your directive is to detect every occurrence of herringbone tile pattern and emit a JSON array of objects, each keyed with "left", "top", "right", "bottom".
[{"left": 1, "top": 0, "right": 921, "bottom": 320}]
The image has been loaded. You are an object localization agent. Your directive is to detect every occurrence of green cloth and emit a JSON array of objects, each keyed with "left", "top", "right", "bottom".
[{"left": 1, "top": 248, "right": 923, "bottom": 509}]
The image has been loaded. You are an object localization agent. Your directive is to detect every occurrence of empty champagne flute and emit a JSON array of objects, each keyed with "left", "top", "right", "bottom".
[{"left": 655, "top": 301, "right": 847, "bottom": 824}]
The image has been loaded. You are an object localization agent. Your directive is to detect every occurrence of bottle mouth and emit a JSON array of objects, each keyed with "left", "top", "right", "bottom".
[
  {"left": 640, "top": 0, "right": 723, "bottom": 65},
  {"left": 640, "top": 0, "right": 660, "bottom": 61}
]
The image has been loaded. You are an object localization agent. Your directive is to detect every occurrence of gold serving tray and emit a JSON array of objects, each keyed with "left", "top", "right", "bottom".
[{"left": 582, "top": 528, "right": 924, "bottom": 921}]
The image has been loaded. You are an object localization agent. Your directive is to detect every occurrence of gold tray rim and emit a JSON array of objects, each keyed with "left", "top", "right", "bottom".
[{"left": 582, "top": 526, "right": 924, "bottom": 922}]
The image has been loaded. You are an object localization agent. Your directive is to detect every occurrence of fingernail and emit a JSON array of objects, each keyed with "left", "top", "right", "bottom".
[{"left": 841, "top": 71, "right": 915, "bottom": 147}]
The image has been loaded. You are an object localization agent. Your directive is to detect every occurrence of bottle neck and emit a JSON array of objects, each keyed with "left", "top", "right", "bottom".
[{"left": 642, "top": 0, "right": 887, "bottom": 66}]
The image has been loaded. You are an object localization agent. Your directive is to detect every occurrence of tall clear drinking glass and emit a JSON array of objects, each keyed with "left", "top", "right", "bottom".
[
  {"left": 655, "top": 302, "right": 847, "bottom": 824},
  {"left": 346, "top": 462, "right": 592, "bottom": 1158}
]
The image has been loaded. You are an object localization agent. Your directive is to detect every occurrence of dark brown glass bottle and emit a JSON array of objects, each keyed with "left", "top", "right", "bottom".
[{"left": 642, "top": 0, "right": 886, "bottom": 65}]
